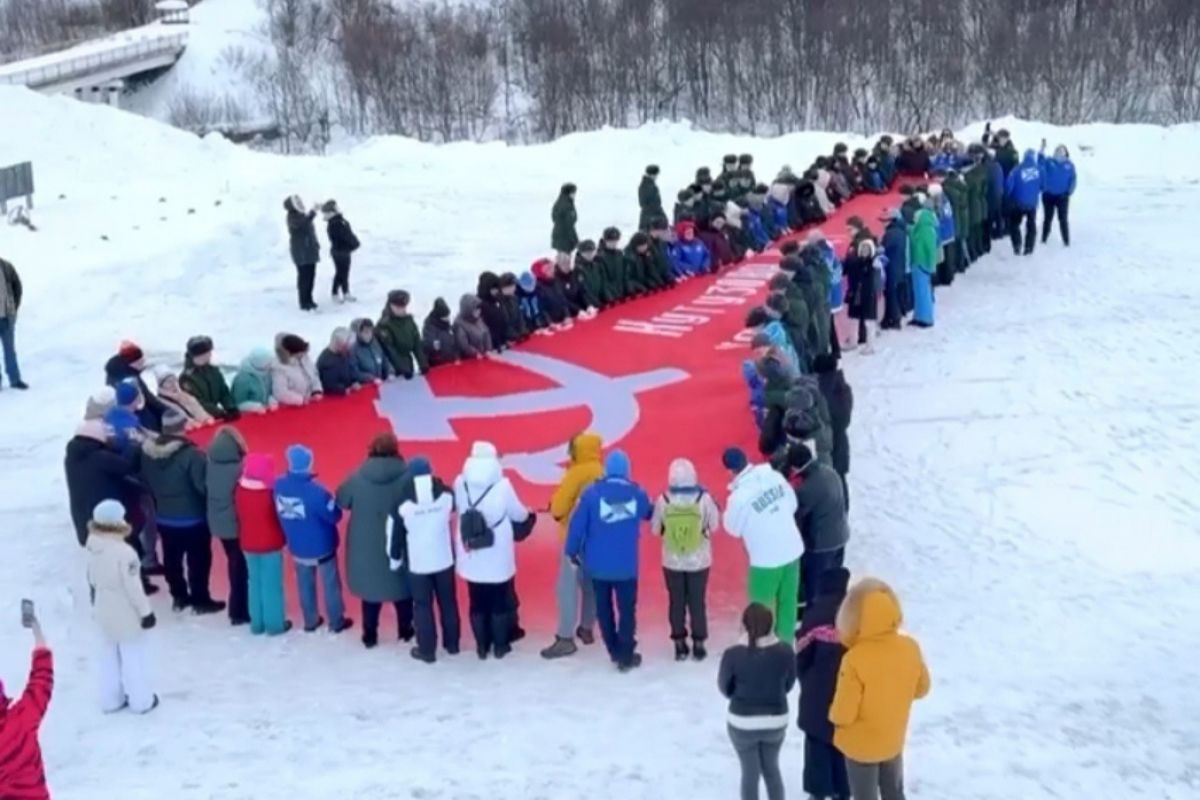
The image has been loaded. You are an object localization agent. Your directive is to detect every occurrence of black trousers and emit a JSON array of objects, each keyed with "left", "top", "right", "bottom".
[
  {"left": 803, "top": 735, "right": 850, "bottom": 799},
  {"left": 1008, "top": 209, "right": 1037, "bottom": 255},
  {"left": 1042, "top": 193, "right": 1070, "bottom": 245},
  {"left": 219, "top": 538, "right": 249, "bottom": 624},
  {"left": 159, "top": 522, "right": 214, "bottom": 605},
  {"left": 332, "top": 253, "right": 352, "bottom": 296},
  {"left": 295, "top": 262, "right": 317, "bottom": 309},
  {"left": 827, "top": 314, "right": 840, "bottom": 359},
  {"left": 467, "top": 580, "right": 513, "bottom": 656},
  {"left": 361, "top": 598, "right": 415, "bottom": 638},
  {"left": 663, "top": 567, "right": 709, "bottom": 641},
  {"left": 411, "top": 567, "right": 461, "bottom": 656}
]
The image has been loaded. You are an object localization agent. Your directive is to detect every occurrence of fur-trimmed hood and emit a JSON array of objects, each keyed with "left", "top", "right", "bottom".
[
  {"left": 141, "top": 435, "right": 189, "bottom": 461},
  {"left": 836, "top": 577, "right": 902, "bottom": 647}
]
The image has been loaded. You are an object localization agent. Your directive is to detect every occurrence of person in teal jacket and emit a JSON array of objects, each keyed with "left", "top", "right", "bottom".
[
  {"left": 909, "top": 201, "right": 939, "bottom": 328},
  {"left": 230, "top": 348, "right": 276, "bottom": 413}
]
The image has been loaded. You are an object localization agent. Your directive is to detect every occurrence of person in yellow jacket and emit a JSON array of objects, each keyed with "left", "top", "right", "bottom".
[
  {"left": 540, "top": 432, "right": 604, "bottom": 659},
  {"left": 829, "top": 578, "right": 930, "bottom": 800}
]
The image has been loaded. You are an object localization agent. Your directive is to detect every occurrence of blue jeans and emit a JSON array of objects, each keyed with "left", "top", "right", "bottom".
[
  {"left": 592, "top": 578, "right": 638, "bottom": 665},
  {"left": 0, "top": 317, "right": 21, "bottom": 385},
  {"left": 293, "top": 555, "right": 346, "bottom": 631}
]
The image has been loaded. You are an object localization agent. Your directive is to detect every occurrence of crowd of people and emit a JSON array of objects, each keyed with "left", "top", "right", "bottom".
[{"left": 0, "top": 122, "right": 1079, "bottom": 800}]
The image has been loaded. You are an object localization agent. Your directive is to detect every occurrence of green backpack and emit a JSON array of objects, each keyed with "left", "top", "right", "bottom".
[{"left": 662, "top": 495, "right": 705, "bottom": 557}]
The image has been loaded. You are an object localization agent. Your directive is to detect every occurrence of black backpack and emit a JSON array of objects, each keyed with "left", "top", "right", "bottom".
[{"left": 460, "top": 484, "right": 496, "bottom": 551}]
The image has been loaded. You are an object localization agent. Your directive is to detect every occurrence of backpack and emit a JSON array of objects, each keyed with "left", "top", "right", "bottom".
[
  {"left": 662, "top": 493, "right": 706, "bottom": 557},
  {"left": 460, "top": 484, "right": 495, "bottom": 552}
]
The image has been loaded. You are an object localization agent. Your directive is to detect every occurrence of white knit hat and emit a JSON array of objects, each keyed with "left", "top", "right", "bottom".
[{"left": 92, "top": 499, "right": 126, "bottom": 526}]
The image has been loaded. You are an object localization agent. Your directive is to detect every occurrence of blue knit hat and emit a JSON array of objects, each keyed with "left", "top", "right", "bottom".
[
  {"left": 408, "top": 456, "right": 431, "bottom": 477},
  {"left": 115, "top": 379, "right": 140, "bottom": 407},
  {"left": 286, "top": 444, "right": 314, "bottom": 474},
  {"left": 722, "top": 447, "right": 748, "bottom": 473},
  {"left": 605, "top": 450, "right": 631, "bottom": 478},
  {"left": 517, "top": 272, "right": 536, "bottom": 292}
]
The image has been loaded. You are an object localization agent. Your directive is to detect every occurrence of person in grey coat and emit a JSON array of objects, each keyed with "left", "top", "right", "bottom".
[
  {"left": 335, "top": 432, "right": 414, "bottom": 649},
  {"left": 453, "top": 294, "right": 492, "bottom": 359},
  {"left": 349, "top": 318, "right": 394, "bottom": 383},
  {"left": 422, "top": 297, "right": 460, "bottom": 367},
  {"left": 206, "top": 426, "right": 249, "bottom": 626},
  {"left": 284, "top": 195, "right": 321, "bottom": 312},
  {"left": 791, "top": 442, "right": 849, "bottom": 609},
  {"left": 139, "top": 409, "right": 224, "bottom": 614}
]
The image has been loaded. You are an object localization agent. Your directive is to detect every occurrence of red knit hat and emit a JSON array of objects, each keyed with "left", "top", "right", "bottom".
[
  {"left": 531, "top": 258, "right": 555, "bottom": 281},
  {"left": 117, "top": 340, "right": 144, "bottom": 362}
]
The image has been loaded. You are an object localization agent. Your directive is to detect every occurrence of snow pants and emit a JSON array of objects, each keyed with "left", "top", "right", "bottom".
[
  {"left": 246, "top": 549, "right": 288, "bottom": 635},
  {"left": 555, "top": 551, "right": 596, "bottom": 639},
  {"left": 411, "top": 566, "right": 461, "bottom": 657},
  {"left": 804, "top": 734, "right": 850, "bottom": 799},
  {"left": 96, "top": 635, "right": 155, "bottom": 714},
  {"left": 846, "top": 754, "right": 906, "bottom": 800},
  {"left": 911, "top": 268, "right": 935, "bottom": 326},
  {"left": 159, "top": 521, "right": 214, "bottom": 607},
  {"left": 1042, "top": 193, "right": 1070, "bottom": 245},
  {"left": 748, "top": 559, "right": 800, "bottom": 641},
  {"left": 593, "top": 578, "right": 638, "bottom": 666},
  {"left": 663, "top": 567, "right": 709, "bottom": 642}
]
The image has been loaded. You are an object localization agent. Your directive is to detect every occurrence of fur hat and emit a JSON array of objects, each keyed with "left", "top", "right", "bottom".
[
  {"left": 118, "top": 340, "right": 144, "bottom": 364},
  {"left": 629, "top": 232, "right": 650, "bottom": 249},
  {"left": 279, "top": 334, "right": 309, "bottom": 356},
  {"left": 387, "top": 289, "right": 411, "bottom": 307},
  {"left": 577, "top": 239, "right": 597, "bottom": 254},
  {"left": 161, "top": 407, "right": 188, "bottom": 435},
  {"left": 186, "top": 335, "right": 214, "bottom": 358},
  {"left": 649, "top": 216, "right": 669, "bottom": 232},
  {"left": 722, "top": 154, "right": 737, "bottom": 165},
  {"left": 645, "top": 164, "right": 660, "bottom": 176},
  {"left": 560, "top": 182, "right": 577, "bottom": 195},
  {"left": 85, "top": 386, "right": 117, "bottom": 420},
  {"left": 115, "top": 379, "right": 140, "bottom": 407},
  {"left": 286, "top": 444, "right": 314, "bottom": 474},
  {"left": 602, "top": 226, "right": 621, "bottom": 242},
  {"left": 738, "top": 153, "right": 753, "bottom": 165}
]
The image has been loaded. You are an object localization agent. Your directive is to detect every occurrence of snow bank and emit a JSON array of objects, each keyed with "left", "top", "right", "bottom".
[{"left": 1, "top": 86, "right": 1199, "bottom": 800}]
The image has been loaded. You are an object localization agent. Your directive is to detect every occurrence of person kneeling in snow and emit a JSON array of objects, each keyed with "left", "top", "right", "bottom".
[
  {"left": 180, "top": 336, "right": 239, "bottom": 421},
  {"left": 350, "top": 318, "right": 395, "bottom": 383},
  {"left": 670, "top": 221, "right": 711, "bottom": 279},
  {"left": 516, "top": 270, "right": 550, "bottom": 335},
  {"left": 231, "top": 347, "right": 278, "bottom": 413},
  {"left": 499, "top": 272, "right": 530, "bottom": 343},
  {"left": 420, "top": 300, "right": 459, "bottom": 368},
  {"left": 453, "top": 295, "right": 493, "bottom": 359},
  {"left": 154, "top": 367, "right": 214, "bottom": 429},
  {"left": 531, "top": 259, "right": 573, "bottom": 330},
  {"left": 565, "top": 451, "right": 653, "bottom": 673},
  {"left": 377, "top": 290, "right": 428, "bottom": 378},
  {"left": 86, "top": 499, "right": 159, "bottom": 714},
  {"left": 316, "top": 327, "right": 361, "bottom": 397}
]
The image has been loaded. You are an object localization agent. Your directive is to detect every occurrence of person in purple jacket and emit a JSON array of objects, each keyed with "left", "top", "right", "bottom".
[{"left": 273, "top": 445, "right": 354, "bottom": 633}]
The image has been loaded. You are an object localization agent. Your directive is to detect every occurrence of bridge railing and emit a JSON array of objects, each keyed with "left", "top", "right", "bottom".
[{"left": 0, "top": 32, "right": 188, "bottom": 89}]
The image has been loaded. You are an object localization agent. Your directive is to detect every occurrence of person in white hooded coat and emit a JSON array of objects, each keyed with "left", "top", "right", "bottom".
[
  {"left": 85, "top": 499, "right": 159, "bottom": 714},
  {"left": 453, "top": 441, "right": 534, "bottom": 660},
  {"left": 272, "top": 333, "right": 323, "bottom": 406}
]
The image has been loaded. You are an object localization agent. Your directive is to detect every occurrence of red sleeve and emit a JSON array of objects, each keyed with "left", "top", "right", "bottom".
[{"left": 15, "top": 648, "right": 54, "bottom": 724}]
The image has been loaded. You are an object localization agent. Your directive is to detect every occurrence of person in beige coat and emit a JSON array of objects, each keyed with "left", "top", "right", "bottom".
[
  {"left": 153, "top": 366, "right": 215, "bottom": 429},
  {"left": 86, "top": 500, "right": 159, "bottom": 714},
  {"left": 272, "top": 333, "right": 323, "bottom": 406}
]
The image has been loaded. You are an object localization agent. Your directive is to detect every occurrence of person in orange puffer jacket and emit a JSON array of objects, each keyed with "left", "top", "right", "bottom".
[
  {"left": 540, "top": 432, "right": 604, "bottom": 659},
  {"left": 829, "top": 577, "right": 931, "bottom": 800}
]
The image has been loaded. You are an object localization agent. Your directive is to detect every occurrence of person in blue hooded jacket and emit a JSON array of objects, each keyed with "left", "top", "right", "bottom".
[
  {"left": 1005, "top": 149, "right": 1042, "bottom": 256},
  {"left": 273, "top": 444, "right": 353, "bottom": 634},
  {"left": 565, "top": 450, "right": 652, "bottom": 672},
  {"left": 1039, "top": 142, "right": 1076, "bottom": 246},
  {"left": 670, "top": 221, "right": 712, "bottom": 278},
  {"left": 880, "top": 212, "right": 909, "bottom": 330}
]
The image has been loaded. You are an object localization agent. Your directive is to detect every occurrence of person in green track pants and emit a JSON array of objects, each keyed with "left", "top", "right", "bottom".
[{"left": 721, "top": 448, "right": 804, "bottom": 642}]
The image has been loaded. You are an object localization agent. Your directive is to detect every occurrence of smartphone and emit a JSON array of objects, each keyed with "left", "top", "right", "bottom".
[{"left": 20, "top": 598, "right": 34, "bottom": 628}]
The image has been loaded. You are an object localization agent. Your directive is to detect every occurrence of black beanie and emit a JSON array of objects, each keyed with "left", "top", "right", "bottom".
[
  {"left": 561, "top": 182, "right": 577, "bottom": 195},
  {"left": 645, "top": 164, "right": 660, "bottom": 176},
  {"left": 578, "top": 239, "right": 597, "bottom": 253}
]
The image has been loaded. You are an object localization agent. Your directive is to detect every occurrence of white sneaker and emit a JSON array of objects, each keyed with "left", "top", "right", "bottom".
[
  {"left": 333, "top": 294, "right": 345, "bottom": 305},
  {"left": 344, "top": 293, "right": 357, "bottom": 303}
]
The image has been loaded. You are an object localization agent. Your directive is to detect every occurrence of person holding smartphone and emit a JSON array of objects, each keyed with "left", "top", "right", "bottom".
[{"left": 0, "top": 601, "right": 54, "bottom": 799}]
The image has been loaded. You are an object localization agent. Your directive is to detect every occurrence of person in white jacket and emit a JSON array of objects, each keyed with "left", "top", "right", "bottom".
[
  {"left": 453, "top": 441, "right": 534, "bottom": 660},
  {"left": 721, "top": 448, "right": 802, "bottom": 642},
  {"left": 85, "top": 499, "right": 159, "bottom": 714},
  {"left": 272, "top": 332, "right": 323, "bottom": 406},
  {"left": 397, "top": 456, "right": 460, "bottom": 664}
]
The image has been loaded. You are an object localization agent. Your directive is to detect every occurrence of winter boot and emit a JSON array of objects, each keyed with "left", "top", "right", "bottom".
[
  {"left": 540, "top": 637, "right": 578, "bottom": 659},
  {"left": 470, "top": 612, "right": 491, "bottom": 659},
  {"left": 673, "top": 639, "right": 690, "bottom": 661},
  {"left": 410, "top": 646, "right": 436, "bottom": 664},
  {"left": 692, "top": 639, "right": 707, "bottom": 661},
  {"left": 398, "top": 624, "right": 415, "bottom": 643},
  {"left": 575, "top": 626, "right": 595, "bottom": 645},
  {"left": 491, "top": 614, "right": 513, "bottom": 659},
  {"left": 191, "top": 599, "right": 226, "bottom": 615},
  {"left": 172, "top": 597, "right": 190, "bottom": 612},
  {"left": 331, "top": 617, "right": 354, "bottom": 634},
  {"left": 617, "top": 653, "right": 644, "bottom": 673},
  {"left": 362, "top": 629, "right": 379, "bottom": 649},
  {"left": 304, "top": 616, "right": 326, "bottom": 633}
]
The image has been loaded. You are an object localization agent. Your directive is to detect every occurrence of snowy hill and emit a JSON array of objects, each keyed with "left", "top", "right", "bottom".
[{"left": 1, "top": 87, "right": 1199, "bottom": 799}]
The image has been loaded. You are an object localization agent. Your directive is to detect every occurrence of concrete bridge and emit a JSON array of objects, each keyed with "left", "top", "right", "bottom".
[{"left": 0, "top": 21, "right": 188, "bottom": 106}]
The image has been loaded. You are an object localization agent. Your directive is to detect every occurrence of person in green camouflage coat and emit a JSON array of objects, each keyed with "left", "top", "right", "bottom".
[
  {"left": 638, "top": 165, "right": 664, "bottom": 231},
  {"left": 179, "top": 336, "right": 238, "bottom": 420},
  {"left": 964, "top": 161, "right": 988, "bottom": 262},
  {"left": 646, "top": 219, "right": 677, "bottom": 290},
  {"left": 551, "top": 183, "right": 579, "bottom": 263},
  {"left": 624, "top": 232, "right": 660, "bottom": 294},
  {"left": 597, "top": 227, "right": 629, "bottom": 302},
  {"left": 575, "top": 240, "right": 611, "bottom": 309},
  {"left": 942, "top": 170, "right": 972, "bottom": 272},
  {"left": 377, "top": 289, "right": 427, "bottom": 379}
]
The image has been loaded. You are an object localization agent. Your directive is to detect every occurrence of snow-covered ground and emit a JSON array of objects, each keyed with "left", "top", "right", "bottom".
[{"left": 2, "top": 86, "right": 1200, "bottom": 798}]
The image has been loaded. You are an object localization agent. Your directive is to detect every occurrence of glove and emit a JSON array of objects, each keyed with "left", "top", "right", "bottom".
[{"left": 141, "top": 613, "right": 157, "bottom": 630}]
